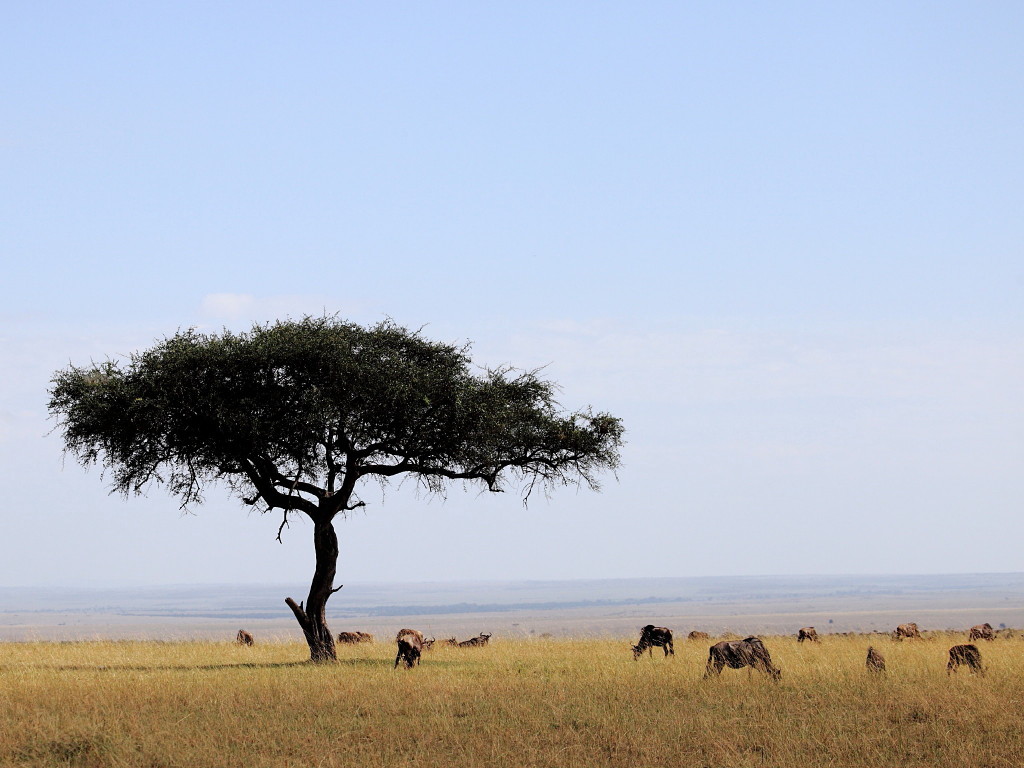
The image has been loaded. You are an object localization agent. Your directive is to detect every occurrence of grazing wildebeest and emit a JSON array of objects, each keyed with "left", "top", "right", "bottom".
[
  {"left": 457, "top": 633, "right": 492, "bottom": 648},
  {"left": 236, "top": 629, "right": 254, "bottom": 646},
  {"left": 440, "top": 637, "right": 459, "bottom": 647},
  {"left": 688, "top": 631, "right": 710, "bottom": 642},
  {"left": 865, "top": 646, "right": 886, "bottom": 672},
  {"left": 947, "top": 644, "right": 984, "bottom": 675},
  {"left": 968, "top": 623, "right": 995, "bottom": 642},
  {"left": 704, "top": 636, "right": 781, "bottom": 681},
  {"left": 337, "top": 631, "right": 374, "bottom": 644},
  {"left": 797, "top": 627, "right": 819, "bottom": 643},
  {"left": 893, "top": 622, "right": 921, "bottom": 640},
  {"left": 632, "top": 625, "right": 675, "bottom": 659},
  {"left": 394, "top": 628, "right": 426, "bottom": 669}
]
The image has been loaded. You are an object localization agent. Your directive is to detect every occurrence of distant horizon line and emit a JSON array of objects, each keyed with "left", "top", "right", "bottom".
[{"left": 3, "top": 570, "right": 1023, "bottom": 591}]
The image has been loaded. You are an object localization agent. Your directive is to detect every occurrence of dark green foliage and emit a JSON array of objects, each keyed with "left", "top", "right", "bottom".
[
  {"left": 49, "top": 317, "right": 624, "bottom": 523},
  {"left": 50, "top": 316, "right": 623, "bottom": 660}
]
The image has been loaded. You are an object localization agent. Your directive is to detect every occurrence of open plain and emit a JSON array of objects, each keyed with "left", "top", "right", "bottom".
[
  {"left": 2, "top": 633, "right": 1023, "bottom": 768},
  {"left": 3, "top": 576, "right": 1023, "bottom": 766}
]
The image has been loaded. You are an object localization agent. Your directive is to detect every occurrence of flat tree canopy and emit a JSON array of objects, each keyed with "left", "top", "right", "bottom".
[{"left": 49, "top": 317, "right": 624, "bottom": 661}]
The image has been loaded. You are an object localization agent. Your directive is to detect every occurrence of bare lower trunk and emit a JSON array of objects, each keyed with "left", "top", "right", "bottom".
[{"left": 286, "top": 519, "right": 339, "bottom": 662}]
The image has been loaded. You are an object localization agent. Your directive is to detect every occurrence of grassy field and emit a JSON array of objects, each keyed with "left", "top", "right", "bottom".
[{"left": 1, "top": 634, "right": 1022, "bottom": 767}]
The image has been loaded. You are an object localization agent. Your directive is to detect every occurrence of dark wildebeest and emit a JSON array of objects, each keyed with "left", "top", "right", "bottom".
[
  {"left": 968, "top": 623, "right": 995, "bottom": 642},
  {"left": 865, "top": 646, "right": 886, "bottom": 672},
  {"left": 893, "top": 622, "right": 921, "bottom": 640},
  {"left": 236, "top": 629, "right": 254, "bottom": 646},
  {"left": 394, "top": 628, "right": 426, "bottom": 669},
  {"left": 704, "top": 636, "right": 781, "bottom": 681},
  {"left": 457, "top": 633, "right": 492, "bottom": 648},
  {"left": 337, "top": 631, "right": 374, "bottom": 644},
  {"left": 688, "top": 631, "right": 710, "bottom": 642},
  {"left": 947, "top": 644, "right": 984, "bottom": 675},
  {"left": 632, "top": 625, "right": 674, "bottom": 659},
  {"left": 797, "top": 627, "right": 819, "bottom": 643}
]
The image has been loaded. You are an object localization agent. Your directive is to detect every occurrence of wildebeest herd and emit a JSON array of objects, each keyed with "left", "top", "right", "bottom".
[
  {"left": 392, "top": 630, "right": 492, "bottom": 668},
  {"left": 628, "top": 626, "right": 783, "bottom": 680},
  {"left": 619, "top": 622, "right": 996, "bottom": 679},
  {"left": 231, "top": 621, "right": 1001, "bottom": 677},
  {"left": 233, "top": 627, "right": 493, "bottom": 668}
]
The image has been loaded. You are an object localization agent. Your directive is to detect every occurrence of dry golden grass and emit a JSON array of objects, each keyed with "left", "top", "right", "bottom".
[{"left": 1, "top": 633, "right": 1022, "bottom": 767}]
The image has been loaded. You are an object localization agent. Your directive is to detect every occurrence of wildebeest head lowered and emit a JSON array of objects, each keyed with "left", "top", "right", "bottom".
[
  {"left": 457, "top": 633, "right": 492, "bottom": 648},
  {"left": 394, "top": 628, "right": 426, "bottom": 669},
  {"left": 632, "top": 625, "right": 675, "bottom": 659},
  {"left": 893, "top": 623, "right": 921, "bottom": 640},
  {"left": 968, "top": 623, "right": 995, "bottom": 642},
  {"left": 947, "top": 644, "right": 984, "bottom": 676},
  {"left": 687, "top": 631, "right": 710, "bottom": 642},
  {"left": 236, "top": 629, "right": 254, "bottom": 646},
  {"left": 704, "top": 636, "right": 781, "bottom": 681},
  {"left": 797, "top": 627, "right": 818, "bottom": 643}
]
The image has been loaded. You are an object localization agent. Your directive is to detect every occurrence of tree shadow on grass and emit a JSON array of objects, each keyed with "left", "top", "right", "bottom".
[{"left": 1, "top": 658, "right": 396, "bottom": 673}]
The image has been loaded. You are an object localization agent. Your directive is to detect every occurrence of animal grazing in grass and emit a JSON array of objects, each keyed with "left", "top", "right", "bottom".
[
  {"left": 440, "top": 637, "right": 459, "bottom": 646},
  {"left": 865, "top": 646, "right": 886, "bottom": 672},
  {"left": 893, "top": 622, "right": 921, "bottom": 640},
  {"left": 394, "top": 628, "right": 426, "bottom": 669},
  {"left": 704, "top": 636, "right": 781, "bottom": 681},
  {"left": 968, "top": 623, "right": 995, "bottom": 642},
  {"left": 236, "top": 629, "right": 254, "bottom": 646},
  {"left": 947, "top": 644, "right": 984, "bottom": 676},
  {"left": 687, "top": 631, "right": 710, "bottom": 641},
  {"left": 797, "top": 627, "right": 819, "bottom": 643},
  {"left": 632, "top": 625, "right": 675, "bottom": 659},
  {"left": 457, "top": 633, "right": 492, "bottom": 648},
  {"left": 337, "top": 631, "right": 374, "bottom": 644}
]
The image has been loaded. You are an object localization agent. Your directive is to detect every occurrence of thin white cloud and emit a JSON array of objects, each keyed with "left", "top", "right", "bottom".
[
  {"left": 197, "top": 293, "right": 368, "bottom": 327},
  {"left": 199, "top": 293, "right": 257, "bottom": 319}
]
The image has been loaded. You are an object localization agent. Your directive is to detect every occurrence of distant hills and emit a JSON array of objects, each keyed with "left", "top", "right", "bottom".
[{"left": 3, "top": 572, "right": 1021, "bottom": 620}]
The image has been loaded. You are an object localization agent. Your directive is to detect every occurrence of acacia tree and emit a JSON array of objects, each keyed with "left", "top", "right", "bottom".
[{"left": 49, "top": 317, "right": 624, "bottom": 662}]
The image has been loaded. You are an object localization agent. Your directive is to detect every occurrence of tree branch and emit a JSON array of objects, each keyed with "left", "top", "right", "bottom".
[
  {"left": 264, "top": 461, "right": 325, "bottom": 500},
  {"left": 276, "top": 509, "right": 290, "bottom": 543},
  {"left": 325, "top": 427, "right": 338, "bottom": 496},
  {"left": 321, "top": 452, "right": 360, "bottom": 517},
  {"left": 240, "top": 458, "right": 320, "bottom": 517},
  {"left": 360, "top": 460, "right": 502, "bottom": 487}
]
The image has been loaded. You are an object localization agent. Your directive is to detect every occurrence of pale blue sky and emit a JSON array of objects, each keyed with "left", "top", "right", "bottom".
[{"left": 2, "top": 2, "right": 1021, "bottom": 588}]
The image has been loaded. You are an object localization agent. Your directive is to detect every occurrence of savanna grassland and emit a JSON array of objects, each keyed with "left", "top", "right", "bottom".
[{"left": 1, "top": 634, "right": 1022, "bottom": 768}]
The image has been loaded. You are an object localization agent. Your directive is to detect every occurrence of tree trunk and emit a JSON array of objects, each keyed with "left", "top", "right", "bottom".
[{"left": 286, "top": 518, "right": 340, "bottom": 662}]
